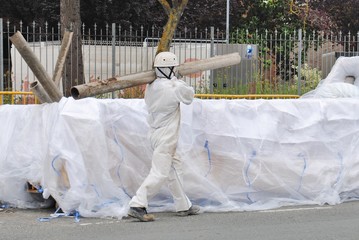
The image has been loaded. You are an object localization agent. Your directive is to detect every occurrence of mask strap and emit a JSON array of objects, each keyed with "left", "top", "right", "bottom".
[
  {"left": 168, "top": 67, "right": 175, "bottom": 78},
  {"left": 157, "top": 67, "right": 175, "bottom": 79}
]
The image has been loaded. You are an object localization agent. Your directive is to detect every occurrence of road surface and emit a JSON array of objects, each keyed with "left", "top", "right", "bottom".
[{"left": 0, "top": 201, "right": 358, "bottom": 240}]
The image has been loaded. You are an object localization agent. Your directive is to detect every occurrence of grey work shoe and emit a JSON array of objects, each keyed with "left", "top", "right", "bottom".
[
  {"left": 128, "top": 207, "right": 155, "bottom": 222},
  {"left": 176, "top": 205, "right": 200, "bottom": 217}
]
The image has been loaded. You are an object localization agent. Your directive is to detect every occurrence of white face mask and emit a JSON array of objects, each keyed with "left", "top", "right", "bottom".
[{"left": 155, "top": 67, "right": 176, "bottom": 79}]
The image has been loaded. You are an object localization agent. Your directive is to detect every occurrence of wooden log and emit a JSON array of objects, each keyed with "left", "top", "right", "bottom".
[
  {"left": 9, "top": 31, "right": 63, "bottom": 102},
  {"left": 53, "top": 30, "right": 73, "bottom": 88},
  {"left": 71, "top": 53, "right": 242, "bottom": 99},
  {"left": 30, "top": 81, "right": 53, "bottom": 103}
]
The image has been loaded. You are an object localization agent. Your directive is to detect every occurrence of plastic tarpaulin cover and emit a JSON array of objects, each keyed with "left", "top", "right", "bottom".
[
  {"left": 1, "top": 97, "right": 359, "bottom": 218},
  {"left": 301, "top": 56, "right": 359, "bottom": 98}
]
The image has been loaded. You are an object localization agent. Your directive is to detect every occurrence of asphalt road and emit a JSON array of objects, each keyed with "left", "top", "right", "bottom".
[{"left": 1, "top": 201, "right": 359, "bottom": 240}]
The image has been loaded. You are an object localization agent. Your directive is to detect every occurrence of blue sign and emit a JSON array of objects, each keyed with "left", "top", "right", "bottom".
[{"left": 246, "top": 45, "right": 253, "bottom": 59}]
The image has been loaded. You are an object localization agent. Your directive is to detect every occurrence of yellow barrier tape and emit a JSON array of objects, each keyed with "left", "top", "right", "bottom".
[
  {"left": 0, "top": 92, "right": 300, "bottom": 105},
  {"left": 195, "top": 94, "right": 300, "bottom": 100}
]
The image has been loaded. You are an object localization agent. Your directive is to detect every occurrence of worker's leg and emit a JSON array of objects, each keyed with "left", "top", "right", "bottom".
[
  {"left": 167, "top": 154, "right": 192, "bottom": 211},
  {"left": 129, "top": 149, "right": 172, "bottom": 208}
]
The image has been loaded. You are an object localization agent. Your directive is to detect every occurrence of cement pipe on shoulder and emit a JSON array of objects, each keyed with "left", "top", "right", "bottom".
[{"left": 71, "top": 53, "right": 241, "bottom": 99}]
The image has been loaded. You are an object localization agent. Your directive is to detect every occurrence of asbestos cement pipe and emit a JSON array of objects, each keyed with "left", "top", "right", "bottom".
[
  {"left": 71, "top": 53, "right": 242, "bottom": 99},
  {"left": 9, "top": 31, "right": 63, "bottom": 102},
  {"left": 53, "top": 30, "right": 73, "bottom": 88},
  {"left": 178, "top": 53, "right": 241, "bottom": 77},
  {"left": 30, "top": 81, "right": 53, "bottom": 103}
]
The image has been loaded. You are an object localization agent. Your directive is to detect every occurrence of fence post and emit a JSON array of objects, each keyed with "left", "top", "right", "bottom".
[
  {"left": 297, "top": 29, "right": 302, "bottom": 95},
  {"left": 111, "top": 23, "right": 116, "bottom": 98},
  {"left": 210, "top": 26, "right": 215, "bottom": 94},
  {"left": 0, "top": 18, "right": 3, "bottom": 96}
]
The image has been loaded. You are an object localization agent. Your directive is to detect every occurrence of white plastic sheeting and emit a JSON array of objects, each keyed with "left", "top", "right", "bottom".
[
  {"left": 1, "top": 97, "right": 359, "bottom": 218},
  {"left": 302, "top": 56, "right": 359, "bottom": 98}
]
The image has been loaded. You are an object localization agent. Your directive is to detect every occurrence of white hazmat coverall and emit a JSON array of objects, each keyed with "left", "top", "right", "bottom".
[{"left": 129, "top": 75, "right": 194, "bottom": 211}]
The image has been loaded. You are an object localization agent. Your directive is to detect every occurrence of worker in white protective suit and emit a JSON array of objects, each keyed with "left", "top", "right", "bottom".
[{"left": 127, "top": 51, "right": 200, "bottom": 222}]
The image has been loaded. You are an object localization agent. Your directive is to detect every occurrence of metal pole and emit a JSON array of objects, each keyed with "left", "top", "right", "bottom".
[
  {"left": 297, "top": 29, "right": 302, "bottom": 96},
  {"left": 210, "top": 27, "right": 215, "bottom": 94},
  {"left": 226, "top": 0, "right": 230, "bottom": 44},
  {"left": 111, "top": 23, "right": 116, "bottom": 98},
  {"left": 0, "top": 18, "right": 3, "bottom": 94}
]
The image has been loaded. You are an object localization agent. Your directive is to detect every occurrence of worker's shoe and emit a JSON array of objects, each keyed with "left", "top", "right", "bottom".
[
  {"left": 176, "top": 205, "right": 200, "bottom": 216},
  {"left": 128, "top": 207, "right": 155, "bottom": 222}
]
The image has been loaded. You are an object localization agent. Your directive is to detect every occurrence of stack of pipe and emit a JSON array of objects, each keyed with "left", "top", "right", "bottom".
[{"left": 10, "top": 31, "right": 73, "bottom": 103}]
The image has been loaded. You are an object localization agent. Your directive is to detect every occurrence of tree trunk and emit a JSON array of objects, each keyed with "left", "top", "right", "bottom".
[
  {"left": 60, "top": 0, "right": 85, "bottom": 97},
  {"left": 157, "top": 0, "right": 189, "bottom": 53}
]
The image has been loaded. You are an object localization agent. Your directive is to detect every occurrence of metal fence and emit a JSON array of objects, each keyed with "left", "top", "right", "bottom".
[{"left": 1, "top": 18, "right": 359, "bottom": 97}]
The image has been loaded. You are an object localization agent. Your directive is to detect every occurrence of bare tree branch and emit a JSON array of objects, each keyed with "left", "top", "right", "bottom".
[
  {"left": 157, "top": 0, "right": 171, "bottom": 16},
  {"left": 157, "top": 0, "right": 189, "bottom": 54},
  {"left": 172, "top": 0, "right": 179, "bottom": 8}
]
